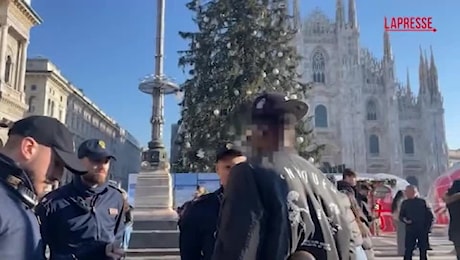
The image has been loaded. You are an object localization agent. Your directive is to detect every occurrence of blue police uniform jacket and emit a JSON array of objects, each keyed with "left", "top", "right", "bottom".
[
  {"left": 179, "top": 187, "right": 223, "bottom": 260},
  {"left": 36, "top": 177, "right": 125, "bottom": 259},
  {"left": 0, "top": 154, "right": 44, "bottom": 260}
]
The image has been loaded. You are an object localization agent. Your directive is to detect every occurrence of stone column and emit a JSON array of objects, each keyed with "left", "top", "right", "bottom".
[
  {"left": 17, "top": 41, "right": 28, "bottom": 99},
  {"left": 0, "top": 24, "right": 9, "bottom": 84}
]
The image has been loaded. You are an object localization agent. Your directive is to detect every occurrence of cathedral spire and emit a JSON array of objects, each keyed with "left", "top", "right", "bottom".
[
  {"left": 383, "top": 31, "right": 392, "bottom": 61},
  {"left": 336, "top": 0, "right": 344, "bottom": 29},
  {"left": 406, "top": 67, "right": 412, "bottom": 96},
  {"left": 429, "top": 45, "right": 439, "bottom": 92},
  {"left": 348, "top": 0, "right": 357, "bottom": 29},
  {"left": 424, "top": 49, "right": 431, "bottom": 94},
  {"left": 418, "top": 46, "right": 427, "bottom": 96},
  {"left": 293, "top": 0, "right": 301, "bottom": 31}
]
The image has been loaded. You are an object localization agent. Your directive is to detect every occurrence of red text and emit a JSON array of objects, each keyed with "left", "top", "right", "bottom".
[{"left": 384, "top": 17, "right": 435, "bottom": 32}]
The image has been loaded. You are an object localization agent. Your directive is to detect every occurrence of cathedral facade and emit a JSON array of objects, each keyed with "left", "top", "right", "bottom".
[{"left": 292, "top": 0, "right": 449, "bottom": 192}]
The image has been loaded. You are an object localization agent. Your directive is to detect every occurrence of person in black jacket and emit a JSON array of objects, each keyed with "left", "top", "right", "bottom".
[
  {"left": 212, "top": 92, "right": 352, "bottom": 260},
  {"left": 443, "top": 180, "right": 460, "bottom": 260},
  {"left": 399, "top": 185, "right": 433, "bottom": 260},
  {"left": 179, "top": 143, "right": 246, "bottom": 260}
]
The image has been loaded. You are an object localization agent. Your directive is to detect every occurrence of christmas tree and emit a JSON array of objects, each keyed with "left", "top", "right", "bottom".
[{"left": 173, "top": 0, "right": 323, "bottom": 172}]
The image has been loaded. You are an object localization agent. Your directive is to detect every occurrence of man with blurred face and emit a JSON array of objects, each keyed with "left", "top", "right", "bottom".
[
  {"left": 213, "top": 92, "right": 352, "bottom": 260},
  {"left": 179, "top": 143, "right": 246, "bottom": 260},
  {"left": 36, "top": 139, "right": 126, "bottom": 260},
  {"left": 0, "top": 115, "right": 86, "bottom": 260}
]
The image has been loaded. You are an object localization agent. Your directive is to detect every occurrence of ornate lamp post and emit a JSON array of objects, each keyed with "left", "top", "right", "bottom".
[{"left": 139, "top": 0, "right": 179, "bottom": 169}]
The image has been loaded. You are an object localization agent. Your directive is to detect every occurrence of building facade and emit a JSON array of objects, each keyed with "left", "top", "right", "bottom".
[
  {"left": 0, "top": 0, "right": 41, "bottom": 145},
  {"left": 25, "top": 58, "right": 142, "bottom": 188},
  {"left": 292, "top": 0, "right": 448, "bottom": 192}
]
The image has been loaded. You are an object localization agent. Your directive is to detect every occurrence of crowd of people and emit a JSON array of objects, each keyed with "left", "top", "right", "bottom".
[
  {"left": 0, "top": 92, "right": 451, "bottom": 260},
  {"left": 178, "top": 92, "right": 381, "bottom": 260}
]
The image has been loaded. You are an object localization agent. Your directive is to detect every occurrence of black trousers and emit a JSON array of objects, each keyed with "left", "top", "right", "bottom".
[{"left": 404, "top": 228, "right": 429, "bottom": 260}]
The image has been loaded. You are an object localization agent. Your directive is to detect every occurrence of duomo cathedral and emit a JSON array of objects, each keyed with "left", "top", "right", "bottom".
[{"left": 291, "top": 0, "right": 449, "bottom": 192}]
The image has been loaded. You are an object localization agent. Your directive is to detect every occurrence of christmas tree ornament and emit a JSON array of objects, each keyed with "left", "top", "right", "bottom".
[
  {"left": 196, "top": 149, "right": 205, "bottom": 158},
  {"left": 296, "top": 136, "right": 305, "bottom": 144}
]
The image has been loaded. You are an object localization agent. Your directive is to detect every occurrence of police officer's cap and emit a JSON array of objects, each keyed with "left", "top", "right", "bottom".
[
  {"left": 251, "top": 92, "right": 309, "bottom": 122},
  {"left": 78, "top": 139, "right": 117, "bottom": 161},
  {"left": 215, "top": 143, "right": 243, "bottom": 162},
  {"left": 8, "top": 116, "right": 87, "bottom": 175}
]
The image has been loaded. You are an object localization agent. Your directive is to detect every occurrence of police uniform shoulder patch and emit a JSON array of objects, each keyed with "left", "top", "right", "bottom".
[{"left": 108, "top": 183, "right": 124, "bottom": 194}]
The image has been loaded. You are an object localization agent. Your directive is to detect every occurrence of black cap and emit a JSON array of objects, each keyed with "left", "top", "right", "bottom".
[
  {"left": 78, "top": 139, "right": 116, "bottom": 161},
  {"left": 215, "top": 143, "right": 243, "bottom": 162},
  {"left": 251, "top": 92, "right": 308, "bottom": 122},
  {"left": 8, "top": 116, "right": 87, "bottom": 175}
]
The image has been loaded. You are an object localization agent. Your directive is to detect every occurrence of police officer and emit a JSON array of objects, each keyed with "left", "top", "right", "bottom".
[
  {"left": 212, "top": 92, "right": 352, "bottom": 260},
  {"left": 179, "top": 143, "right": 246, "bottom": 260},
  {"left": 36, "top": 139, "right": 125, "bottom": 260},
  {"left": 0, "top": 116, "right": 86, "bottom": 260}
]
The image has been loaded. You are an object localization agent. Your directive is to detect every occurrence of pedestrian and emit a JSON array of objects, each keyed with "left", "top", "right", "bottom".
[
  {"left": 212, "top": 92, "right": 353, "bottom": 260},
  {"left": 399, "top": 185, "right": 434, "bottom": 260},
  {"left": 121, "top": 189, "right": 134, "bottom": 251},
  {"left": 36, "top": 139, "right": 125, "bottom": 259},
  {"left": 443, "top": 179, "right": 460, "bottom": 260},
  {"left": 179, "top": 143, "right": 246, "bottom": 260},
  {"left": 391, "top": 190, "right": 406, "bottom": 256},
  {"left": 337, "top": 176, "right": 371, "bottom": 260},
  {"left": 0, "top": 115, "right": 86, "bottom": 260}
]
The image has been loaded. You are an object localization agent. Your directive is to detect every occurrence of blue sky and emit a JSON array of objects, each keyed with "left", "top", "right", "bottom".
[{"left": 28, "top": 0, "right": 460, "bottom": 152}]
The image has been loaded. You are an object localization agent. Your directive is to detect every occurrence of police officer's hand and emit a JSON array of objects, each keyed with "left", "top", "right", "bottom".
[{"left": 105, "top": 243, "right": 125, "bottom": 259}]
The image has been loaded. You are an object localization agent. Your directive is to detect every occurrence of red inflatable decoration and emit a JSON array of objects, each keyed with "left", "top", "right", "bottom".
[
  {"left": 373, "top": 185, "right": 396, "bottom": 233},
  {"left": 427, "top": 164, "right": 460, "bottom": 225}
]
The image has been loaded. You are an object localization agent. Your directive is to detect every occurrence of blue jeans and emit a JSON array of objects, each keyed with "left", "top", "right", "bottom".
[
  {"left": 355, "top": 246, "right": 368, "bottom": 260},
  {"left": 123, "top": 224, "right": 133, "bottom": 250}
]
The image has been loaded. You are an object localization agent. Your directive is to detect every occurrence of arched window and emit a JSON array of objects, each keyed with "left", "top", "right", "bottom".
[
  {"left": 369, "top": 134, "right": 380, "bottom": 156},
  {"left": 28, "top": 96, "right": 36, "bottom": 113},
  {"left": 404, "top": 135, "right": 415, "bottom": 155},
  {"left": 366, "top": 100, "right": 377, "bottom": 121},
  {"left": 314, "top": 105, "right": 328, "bottom": 128},
  {"left": 312, "top": 51, "right": 326, "bottom": 83},
  {"left": 4, "top": 56, "right": 11, "bottom": 83}
]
